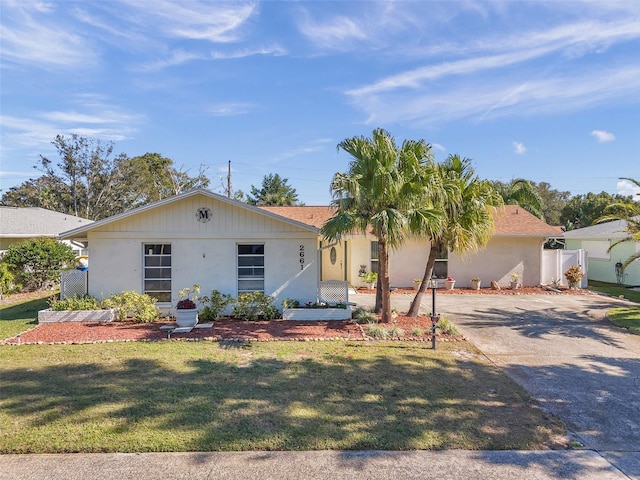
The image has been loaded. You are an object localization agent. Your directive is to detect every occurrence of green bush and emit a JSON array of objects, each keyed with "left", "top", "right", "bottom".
[
  {"left": 198, "top": 289, "right": 235, "bottom": 321},
  {"left": 437, "top": 316, "right": 459, "bottom": 335},
  {"left": 50, "top": 294, "right": 101, "bottom": 311},
  {"left": 365, "top": 322, "right": 389, "bottom": 339},
  {"left": 2, "top": 238, "right": 76, "bottom": 290},
  {"left": 353, "top": 308, "right": 378, "bottom": 323},
  {"left": 232, "top": 292, "right": 279, "bottom": 321},
  {"left": 0, "top": 263, "right": 18, "bottom": 297},
  {"left": 281, "top": 298, "right": 300, "bottom": 309},
  {"left": 102, "top": 291, "right": 160, "bottom": 323}
]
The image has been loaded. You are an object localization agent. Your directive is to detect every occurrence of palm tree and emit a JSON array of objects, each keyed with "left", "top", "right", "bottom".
[
  {"left": 493, "top": 178, "right": 544, "bottom": 220},
  {"left": 407, "top": 155, "right": 503, "bottom": 317},
  {"left": 597, "top": 177, "right": 640, "bottom": 271},
  {"left": 321, "top": 128, "right": 442, "bottom": 323}
]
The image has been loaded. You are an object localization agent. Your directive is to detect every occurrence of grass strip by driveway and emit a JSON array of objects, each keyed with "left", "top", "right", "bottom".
[
  {"left": 607, "top": 307, "right": 640, "bottom": 334},
  {"left": 588, "top": 281, "right": 640, "bottom": 303},
  {"left": 0, "top": 341, "right": 565, "bottom": 453}
]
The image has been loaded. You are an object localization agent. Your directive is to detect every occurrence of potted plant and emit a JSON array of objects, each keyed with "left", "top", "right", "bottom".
[
  {"left": 470, "top": 277, "right": 481, "bottom": 290},
  {"left": 509, "top": 273, "right": 520, "bottom": 290},
  {"left": 444, "top": 276, "right": 455, "bottom": 290},
  {"left": 564, "top": 265, "right": 584, "bottom": 290},
  {"left": 361, "top": 271, "right": 378, "bottom": 289},
  {"left": 413, "top": 278, "right": 422, "bottom": 290},
  {"left": 175, "top": 284, "right": 200, "bottom": 327}
]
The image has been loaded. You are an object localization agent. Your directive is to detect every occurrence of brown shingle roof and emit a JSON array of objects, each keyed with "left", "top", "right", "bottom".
[
  {"left": 259, "top": 206, "right": 335, "bottom": 229},
  {"left": 261, "top": 204, "right": 562, "bottom": 237},
  {"left": 492, "top": 205, "right": 563, "bottom": 236}
]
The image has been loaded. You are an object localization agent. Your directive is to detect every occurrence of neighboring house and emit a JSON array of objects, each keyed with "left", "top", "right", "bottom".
[
  {"left": 564, "top": 218, "right": 640, "bottom": 286},
  {"left": 58, "top": 189, "right": 320, "bottom": 313},
  {"left": 0, "top": 206, "right": 92, "bottom": 255},
  {"left": 262, "top": 204, "right": 563, "bottom": 288}
]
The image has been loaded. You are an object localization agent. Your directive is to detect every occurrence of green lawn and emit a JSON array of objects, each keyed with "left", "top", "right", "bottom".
[
  {"left": 607, "top": 307, "right": 640, "bottom": 334},
  {"left": 588, "top": 280, "right": 640, "bottom": 303},
  {"left": 0, "top": 340, "right": 565, "bottom": 453},
  {"left": 0, "top": 292, "right": 55, "bottom": 340}
]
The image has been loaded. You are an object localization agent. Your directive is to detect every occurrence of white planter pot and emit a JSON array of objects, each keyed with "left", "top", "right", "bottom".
[
  {"left": 38, "top": 308, "right": 116, "bottom": 324},
  {"left": 444, "top": 280, "right": 455, "bottom": 290},
  {"left": 471, "top": 280, "right": 481, "bottom": 290},
  {"left": 175, "top": 309, "right": 198, "bottom": 327},
  {"left": 283, "top": 307, "right": 352, "bottom": 321}
]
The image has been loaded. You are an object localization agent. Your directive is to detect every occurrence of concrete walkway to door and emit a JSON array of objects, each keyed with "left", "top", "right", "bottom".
[{"left": 353, "top": 291, "right": 640, "bottom": 479}]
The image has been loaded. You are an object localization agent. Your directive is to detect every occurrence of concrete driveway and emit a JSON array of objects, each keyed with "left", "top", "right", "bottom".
[
  {"left": 355, "top": 291, "right": 640, "bottom": 478},
  {"left": 443, "top": 294, "right": 640, "bottom": 478}
]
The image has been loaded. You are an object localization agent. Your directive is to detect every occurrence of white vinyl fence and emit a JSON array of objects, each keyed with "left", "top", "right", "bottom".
[{"left": 541, "top": 249, "right": 588, "bottom": 288}]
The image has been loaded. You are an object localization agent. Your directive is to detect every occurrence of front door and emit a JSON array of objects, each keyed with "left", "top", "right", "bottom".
[{"left": 322, "top": 241, "right": 346, "bottom": 281}]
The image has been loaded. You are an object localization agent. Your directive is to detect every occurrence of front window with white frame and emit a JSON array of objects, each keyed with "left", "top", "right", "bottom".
[
  {"left": 238, "top": 244, "right": 265, "bottom": 293},
  {"left": 143, "top": 244, "right": 171, "bottom": 302}
]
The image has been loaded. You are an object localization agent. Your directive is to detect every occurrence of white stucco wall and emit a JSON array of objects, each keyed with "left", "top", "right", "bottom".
[
  {"left": 84, "top": 193, "right": 319, "bottom": 312},
  {"left": 449, "top": 237, "right": 544, "bottom": 287}
]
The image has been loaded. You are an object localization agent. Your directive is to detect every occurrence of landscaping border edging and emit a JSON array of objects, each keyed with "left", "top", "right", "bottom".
[
  {"left": 282, "top": 307, "right": 352, "bottom": 321},
  {"left": 38, "top": 308, "right": 117, "bottom": 324}
]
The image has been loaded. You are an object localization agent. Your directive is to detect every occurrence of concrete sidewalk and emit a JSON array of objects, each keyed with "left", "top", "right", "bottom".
[{"left": 0, "top": 450, "right": 630, "bottom": 480}]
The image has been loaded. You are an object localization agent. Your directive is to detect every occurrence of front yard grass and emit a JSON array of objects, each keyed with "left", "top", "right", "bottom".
[
  {"left": 588, "top": 280, "right": 640, "bottom": 303},
  {"left": 607, "top": 307, "right": 640, "bottom": 334},
  {"left": 0, "top": 292, "right": 54, "bottom": 340},
  {"left": 0, "top": 340, "right": 565, "bottom": 453}
]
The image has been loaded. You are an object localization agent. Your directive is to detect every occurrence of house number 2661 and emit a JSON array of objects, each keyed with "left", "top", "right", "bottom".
[{"left": 299, "top": 245, "right": 305, "bottom": 270}]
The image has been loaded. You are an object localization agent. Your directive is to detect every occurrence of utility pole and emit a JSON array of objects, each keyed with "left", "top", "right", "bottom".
[{"left": 227, "top": 160, "right": 232, "bottom": 198}]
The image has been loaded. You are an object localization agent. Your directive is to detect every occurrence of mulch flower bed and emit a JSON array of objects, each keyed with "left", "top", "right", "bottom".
[{"left": 3, "top": 287, "right": 591, "bottom": 346}]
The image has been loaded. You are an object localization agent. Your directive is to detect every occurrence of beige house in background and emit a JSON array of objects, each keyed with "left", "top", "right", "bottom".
[
  {"left": 262, "top": 205, "right": 563, "bottom": 288},
  {"left": 0, "top": 206, "right": 92, "bottom": 255}
]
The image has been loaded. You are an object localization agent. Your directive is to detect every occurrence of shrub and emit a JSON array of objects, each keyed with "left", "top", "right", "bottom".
[
  {"left": 50, "top": 294, "right": 101, "bottom": 311},
  {"left": 564, "top": 265, "right": 584, "bottom": 289},
  {"left": 353, "top": 308, "right": 377, "bottom": 323},
  {"left": 437, "top": 316, "right": 459, "bottom": 335},
  {"left": 388, "top": 326, "right": 405, "bottom": 339},
  {"left": 281, "top": 298, "right": 300, "bottom": 309},
  {"left": 232, "top": 292, "right": 279, "bottom": 321},
  {"left": 198, "top": 289, "right": 235, "bottom": 321},
  {"left": 365, "top": 322, "right": 389, "bottom": 339},
  {"left": 0, "top": 263, "right": 18, "bottom": 298},
  {"left": 411, "top": 326, "right": 424, "bottom": 337},
  {"left": 2, "top": 238, "right": 76, "bottom": 290},
  {"left": 102, "top": 291, "right": 160, "bottom": 323}
]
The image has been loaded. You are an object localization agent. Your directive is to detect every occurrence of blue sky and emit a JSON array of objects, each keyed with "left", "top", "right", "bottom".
[{"left": 1, "top": 0, "right": 639, "bottom": 205}]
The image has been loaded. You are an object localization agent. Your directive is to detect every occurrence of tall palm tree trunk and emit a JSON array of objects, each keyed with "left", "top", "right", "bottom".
[
  {"left": 378, "top": 237, "right": 392, "bottom": 323},
  {"left": 407, "top": 242, "right": 439, "bottom": 317}
]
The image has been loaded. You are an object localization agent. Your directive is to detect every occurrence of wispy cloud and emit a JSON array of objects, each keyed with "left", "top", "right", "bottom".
[
  {"left": 123, "top": 0, "right": 257, "bottom": 43},
  {"left": 207, "top": 103, "right": 254, "bottom": 117},
  {"left": 513, "top": 142, "right": 527, "bottom": 155},
  {"left": 298, "top": 13, "right": 367, "bottom": 49},
  {"left": 591, "top": 130, "right": 616, "bottom": 143},
  {"left": 211, "top": 45, "right": 287, "bottom": 60},
  {"left": 273, "top": 139, "right": 333, "bottom": 161},
  {"left": 0, "top": 2, "right": 98, "bottom": 69},
  {"left": 349, "top": 64, "right": 640, "bottom": 126}
]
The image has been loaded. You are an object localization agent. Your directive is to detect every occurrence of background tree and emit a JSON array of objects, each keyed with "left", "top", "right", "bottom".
[
  {"left": 247, "top": 174, "right": 301, "bottom": 206},
  {"left": 407, "top": 155, "right": 502, "bottom": 317},
  {"left": 1, "top": 238, "right": 76, "bottom": 291},
  {"left": 321, "top": 128, "right": 442, "bottom": 323},
  {"left": 597, "top": 177, "right": 640, "bottom": 271},
  {"left": 561, "top": 191, "right": 636, "bottom": 230},
  {"left": 491, "top": 178, "right": 543, "bottom": 219},
  {"left": 531, "top": 181, "right": 571, "bottom": 226},
  {"left": 1, "top": 136, "right": 210, "bottom": 220}
]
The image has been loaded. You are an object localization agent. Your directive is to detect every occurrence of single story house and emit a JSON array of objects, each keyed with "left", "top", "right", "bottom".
[
  {"left": 564, "top": 218, "right": 640, "bottom": 286},
  {"left": 0, "top": 206, "right": 92, "bottom": 256},
  {"left": 261, "top": 204, "right": 563, "bottom": 289},
  {"left": 58, "top": 189, "right": 321, "bottom": 313}
]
